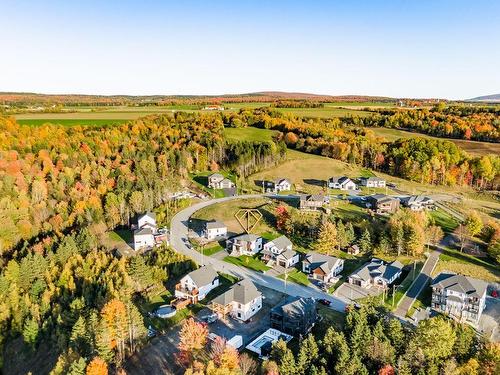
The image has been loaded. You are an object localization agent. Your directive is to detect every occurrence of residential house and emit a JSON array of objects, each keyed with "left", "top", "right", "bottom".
[
  {"left": 227, "top": 234, "right": 263, "bottom": 256},
  {"left": 328, "top": 176, "right": 357, "bottom": 190},
  {"left": 366, "top": 194, "right": 400, "bottom": 214},
  {"left": 261, "top": 236, "right": 299, "bottom": 269},
  {"left": 266, "top": 178, "right": 292, "bottom": 193},
  {"left": 175, "top": 265, "right": 219, "bottom": 303},
  {"left": 431, "top": 273, "right": 487, "bottom": 325},
  {"left": 360, "top": 176, "right": 386, "bottom": 188},
  {"left": 348, "top": 258, "right": 403, "bottom": 289},
  {"left": 347, "top": 244, "right": 360, "bottom": 255},
  {"left": 211, "top": 279, "right": 263, "bottom": 321},
  {"left": 299, "top": 194, "right": 326, "bottom": 211},
  {"left": 270, "top": 296, "right": 317, "bottom": 336},
  {"left": 302, "top": 252, "right": 344, "bottom": 283},
  {"left": 208, "top": 173, "right": 234, "bottom": 189},
  {"left": 400, "top": 195, "right": 435, "bottom": 211},
  {"left": 204, "top": 220, "right": 227, "bottom": 240},
  {"left": 133, "top": 212, "right": 168, "bottom": 250}
]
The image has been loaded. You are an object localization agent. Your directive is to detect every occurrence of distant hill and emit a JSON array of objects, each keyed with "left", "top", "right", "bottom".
[
  {"left": 0, "top": 91, "right": 397, "bottom": 106},
  {"left": 467, "top": 93, "right": 500, "bottom": 102}
]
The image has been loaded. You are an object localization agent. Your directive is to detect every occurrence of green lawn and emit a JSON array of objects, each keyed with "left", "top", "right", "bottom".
[
  {"left": 223, "top": 255, "right": 271, "bottom": 272},
  {"left": 108, "top": 229, "right": 133, "bottom": 243},
  {"left": 315, "top": 304, "right": 345, "bottom": 332},
  {"left": 428, "top": 209, "right": 459, "bottom": 233},
  {"left": 199, "top": 244, "right": 224, "bottom": 256},
  {"left": 392, "top": 262, "right": 424, "bottom": 308},
  {"left": 278, "top": 268, "right": 310, "bottom": 286},
  {"left": 205, "top": 273, "right": 239, "bottom": 301},
  {"left": 189, "top": 171, "right": 236, "bottom": 198}
]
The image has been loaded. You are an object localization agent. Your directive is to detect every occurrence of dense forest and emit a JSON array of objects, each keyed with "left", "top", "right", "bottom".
[
  {"left": 0, "top": 112, "right": 286, "bottom": 372},
  {"left": 224, "top": 108, "right": 499, "bottom": 188},
  {"left": 360, "top": 104, "right": 500, "bottom": 142}
]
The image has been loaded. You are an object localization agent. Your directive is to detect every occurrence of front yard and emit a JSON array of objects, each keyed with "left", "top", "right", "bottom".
[
  {"left": 223, "top": 254, "right": 271, "bottom": 272},
  {"left": 278, "top": 268, "right": 310, "bottom": 286}
]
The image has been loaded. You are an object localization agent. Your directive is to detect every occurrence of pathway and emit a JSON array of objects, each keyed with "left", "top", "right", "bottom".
[{"left": 170, "top": 194, "right": 348, "bottom": 312}]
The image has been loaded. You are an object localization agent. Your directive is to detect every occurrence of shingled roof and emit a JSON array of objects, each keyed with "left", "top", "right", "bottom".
[
  {"left": 431, "top": 273, "right": 487, "bottom": 299},
  {"left": 212, "top": 279, "right": 261, "bottom": 305},
  {"left": 186, "top": 265, "right": 218, "bottom": 287},
  {"left": 303, "top": 251, "right": 342, "bottom": 274}
]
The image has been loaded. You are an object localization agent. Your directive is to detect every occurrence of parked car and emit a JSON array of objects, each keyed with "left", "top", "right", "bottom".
[
  {"left": 201, "top": 313, "right": 218, "bottom": 324},
  {"left": 318, "top": 299, "right": 331, "bottom": 306}
]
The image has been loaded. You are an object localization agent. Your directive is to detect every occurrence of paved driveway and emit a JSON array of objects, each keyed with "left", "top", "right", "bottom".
[
  {"left": 169, "top": 194, "right": 348, "bottom": 312},
  {"left": 479, "top": 297, "right": 500, "bottom": 342},
  {"left": 334, "top": 282, "right": 383, "bottom": 302}
]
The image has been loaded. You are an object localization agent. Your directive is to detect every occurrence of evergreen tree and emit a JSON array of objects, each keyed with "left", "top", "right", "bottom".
[
  {"left": 385, "top": 319, "right": 405, "bottom": 354},
  {"left": 70, "top": 316, "right": 90, "bottom": 356},
  {"left": 358, "top": 229, "right": 372, "bottom": 253},
  {"left": 68, "top": 357, "right": 87, "bottom": 375},
  {"left": 23, "top": 317, "right": 39, "bottom": 347},
  {"left": 314, "top": 221, "right": 338, "bottom": 255},
  {"left": 296, "top": 334, "right": 319, "bottom": 373},
  {"left": 271, "top": 339, "right": 296, "bottom": 375}
]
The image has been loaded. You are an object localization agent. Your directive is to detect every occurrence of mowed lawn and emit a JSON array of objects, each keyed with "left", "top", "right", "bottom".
[
  {"left": 369, "top": 127, "right": 500, "bottom": 157},
  {"left": 224, "top": 127, "right": 279, "bottom": 142}
]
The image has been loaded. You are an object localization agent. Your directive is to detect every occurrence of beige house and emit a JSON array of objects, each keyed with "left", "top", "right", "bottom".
[{"left": 211, "top": 279, "right": 263, "bottom": 321}]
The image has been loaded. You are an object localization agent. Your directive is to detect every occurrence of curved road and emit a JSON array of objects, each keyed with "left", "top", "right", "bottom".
[{"left": 170, "top": 194, "right": 347, "bottom": 312}]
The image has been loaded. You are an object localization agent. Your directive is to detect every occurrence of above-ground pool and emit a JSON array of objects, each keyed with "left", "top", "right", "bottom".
[{"left": 155, "top": 305, "right": 176, "bottom": 319}]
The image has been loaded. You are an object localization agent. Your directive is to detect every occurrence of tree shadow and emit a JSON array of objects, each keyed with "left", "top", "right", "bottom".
[{"left": 303, "top": 178, "right": 326, "bottom": 187}]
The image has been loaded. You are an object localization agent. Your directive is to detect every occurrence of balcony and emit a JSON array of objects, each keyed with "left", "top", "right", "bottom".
[{"left": 175, "top": 283, "right": 199, "bottom": 296}]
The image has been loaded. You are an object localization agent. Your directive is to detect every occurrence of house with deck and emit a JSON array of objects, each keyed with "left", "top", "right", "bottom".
[
  {"left": 348, "top": 258, "right": 403, "bottom": 289},
  {"left": 302, "top": 252, "right": 344, "bottom": 283},
  {"left": 266, "top": 178, "right": 292, "bottom": 193},
  {"left": 400, "top": 195, "right": 435, "bottom": 211},
  {"left": 175, "top": 265, "right": 219, "bottom": 303},
  {"left": 270, "top": 296, "right": 317, "bottom": 336},
  {"left": 132, "top": 212, "right": 168, "bottom": 250},
  {"left": 328, "top": 176, "right": 357, "bottom": 190},
  {"left": 211, "top": 279, "right": 263, "bottom": 321},
  {"left": 299, "top": 194, "right": 327, "bottom": 211},
  {"left": 204, "top": 220, "right": 227, "bottom": 240},
  {"left": 261, "top": 236, "right": 299, "bottom": 269},
  {"left": 227, "top": 234, "right": 263, "bottom": 256},
  {"left": 431, "top": 273, "right": 487, "bottom": 325},
  {"left": 360, "top": 176, "right": 386, "bottom": 188},
  {"left": 366, "top": 194, "right": 400, "bottom": 214}
]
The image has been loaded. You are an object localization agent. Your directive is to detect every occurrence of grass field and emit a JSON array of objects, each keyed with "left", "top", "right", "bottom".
[
  {"left": 433, "top": 248, "right": 500, "bottom": 282},
  {"left": 191, "top": 197, "right": 277, "bottom": 235},
  {"left": 428, "top": 209, "right": 459, "bottom": 233},
  {"left": 224, "top": 127, "right": 279, "bottom": 142},
  {"left": 223, "top": 255, "right": 271, "bottom": 272},
  {"left": 369, "top": 127, "right": 500, "bottom": 157},
  {"left": 17, "top": 118, "right": 129, "bottom": 126},
  {"left": 278, "top": 268, "right": 310, "bottom": 286}
]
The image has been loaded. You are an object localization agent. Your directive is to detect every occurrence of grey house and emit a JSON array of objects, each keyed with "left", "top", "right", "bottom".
[
  {"left": 431, "top": 273, "right": 487, "bottom": 325},
  {"left": 348, "top": 258, "right": 403, "bottom": 289},
  {"left": 270, "top": 296, "right": 317, "bottom": 336},
  {"left": 299, "top": 194, "right": 326, "bottom": 210}
]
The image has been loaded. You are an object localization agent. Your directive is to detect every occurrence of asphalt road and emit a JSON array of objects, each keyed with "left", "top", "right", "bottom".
[{"left": 170, "top": 194, "right": 347, "bottom": 312}]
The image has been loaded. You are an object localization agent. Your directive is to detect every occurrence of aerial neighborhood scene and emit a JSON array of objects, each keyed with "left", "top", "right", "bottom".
[{"left": 1, "top": 1, "right": 500, "bottom": 375}]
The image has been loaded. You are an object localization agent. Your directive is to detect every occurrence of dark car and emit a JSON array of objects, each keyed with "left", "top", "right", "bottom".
[{"left": 318, "top": 299, "right": 331, "bottom": 306}]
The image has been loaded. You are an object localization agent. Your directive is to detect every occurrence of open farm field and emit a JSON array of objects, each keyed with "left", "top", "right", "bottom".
[
  {"left": 224, "top": 127, "right": 279, "bottom": 142},
  {"left": 369, "top": 127, "right": 500, "bottom": 156}
]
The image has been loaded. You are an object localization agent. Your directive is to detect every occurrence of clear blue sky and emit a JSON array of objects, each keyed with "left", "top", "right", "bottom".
[{"left": 1, "top": 0, "right": 499, "bottom": 99}]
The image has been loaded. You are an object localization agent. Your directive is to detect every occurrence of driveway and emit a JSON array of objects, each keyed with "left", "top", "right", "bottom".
[
  {"left": 169, "top": 194, "right": 348, "bottom": 312},
  {"left": 334, "top": 282, "right": 383, "bottom": 302},
  {"left": 479, "top": 297, "right": 500, "bottom": 342}
]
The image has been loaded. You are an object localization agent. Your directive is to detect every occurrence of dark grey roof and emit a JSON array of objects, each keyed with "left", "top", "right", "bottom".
[
  {"left": 369, "top": 194, "right": 397, "bottom": 203},
  {"left": 134, "top": 227, "right": 153, "bottom": 235},
  {"left": 212, "top": 279, "right": 261, "bottom": 305},
  {"left": 269, "top": 235, "right": 292, "bottom": 250},
  {"left": 329, "top": 176, "right": 351, "bottom": 184},
  {"left": 271, "top": 296, "right": 316, "bottom": 316},
  {"left": 279, "top": 248, "right": 298, "bottom": 260},
  {"left": 304, "top": 252, "right": 341, "bottom": 273},
  {"left": 186, "top": 265, "right": 218, "bottom": 287},
  {"left": 206, "top": 220, "right": 226, "bottom": 230},
  {"left": 275, "top": 178, "right": 291, "bottom": 185},
  {"left": 431, "top": 273, "right": 487, "bottom": 298}
]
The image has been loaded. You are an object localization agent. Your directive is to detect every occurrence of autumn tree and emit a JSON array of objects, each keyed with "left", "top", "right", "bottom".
[
  {"left": 178, "top": 318, "right": 208, "bottom": 363},
  {"left": 314, "top": 220, "right": 338, "bottom": 255},
  {"left": 86, "top": 357, "right": 108, "bottom": 375},
  {"left": 465, "top": 211, "right": 483, "bottom": 237}
]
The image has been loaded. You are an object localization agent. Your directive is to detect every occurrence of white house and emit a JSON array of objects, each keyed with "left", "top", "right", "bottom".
[
  {"left": 267, "top": 178, "right": 291, "bottom": 193},
  {"left": 208, "top": 173, "right": 234, "bottom": 189},
  {"left": 175, "top": 265, "right": 219, "bottom": 303},
  {"left": 227, "top": 234, "right": 263, "bottom": 256},
  {"left": 302, "top": 252, "right": 344, "bottom": 283},
  {"left": 400, "top": 195, "right": 435, "bottom": 211},
  {"left": 328, "top": 176, "right": 357, "bottom": 190},
  {"left": 211, "top": 279, "right": 263, "bottom": 321},
  {"left": 348, "top": 259, "right": 403, "bottom": 289},
  {"left": 431, "top": 273, "right": 487, "bottom": 325},
  {"left": 204, "top": 220, "right": 227, "bottom": 240},
  {"left": 133, "top": 212, "right": 157, "bottom": 250},
  {"left": 359, "top": 176, "right": 386, "bottom": 188},
  {"left": 262, "top": 236, "right": 299, "bottom": 268}
]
